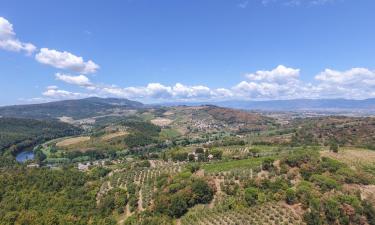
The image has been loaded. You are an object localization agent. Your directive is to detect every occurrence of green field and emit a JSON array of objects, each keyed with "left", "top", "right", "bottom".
[
  {"left": 159, "top": 128, "right": 181, "bottom": 139},
  {"left": 202, "top": 157, "right": 267, "bottom": 173}
]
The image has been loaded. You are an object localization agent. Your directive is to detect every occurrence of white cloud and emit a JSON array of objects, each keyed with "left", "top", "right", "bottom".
[
  {"left": 46, "top": 85, "right": 58, "bottom": 90},
  {"left": 35, "top": 48, "right": 99, "bottom": 74},
  {"left": 314, "top": 68, "right": 375, "bottom": 99},
  {"left": 40, "top": 65, "right": 375, "bottom": 102},
  {"left": 0, "top": 17, "right": 36, "bottom": 55},
  {"left": 245, "top": 65, "right": 300, "bottom": 84},
  {"left": 261, "top": 0, "right": 336, "bottom": 6},
  {"left": 233, "top": 65, "right": 304, "bottom": 99},
  {"left": 42, "top": 85, "right": 88, "bottom": 99},
  {"left": 55, "top": 73, "right": 92, "bottom": 87},
  {"left": 237, "top": 1, "right": 249, "bottom": 8}
]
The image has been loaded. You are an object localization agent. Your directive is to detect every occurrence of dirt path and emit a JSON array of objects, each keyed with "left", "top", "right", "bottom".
[
  {"left": 195, "top": 169, "right": 205, "bottom": 177},
  {"left": 175, "top": 219, "right": 181, "bottom": 225},
  {"left": 117, "top": 204, "right": 132, "bottom": 225},
  {"left": 209, "top": 178, "right": 223, "bottom": 209},
  {"left": 149, "top": 160, "right": 156, "bottom": 168},
  {"left": 96, "top": 181, "right": 112, "bottom": 205},
  {"left": 138, "top": 189, "right": 144, "bottom": 211}
]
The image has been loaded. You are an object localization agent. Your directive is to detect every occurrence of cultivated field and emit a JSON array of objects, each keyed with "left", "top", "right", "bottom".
[
  {"left": 150, "top": 117, "right": 173, "bottom": 126},
  {"left": 101, "top": 131, "right": 128, "bottom": 141},
  {"left": 56, "top": 136, "right": 91, "bottom": 147},
  {"left": 321, "top": 147, "right": 375, "bottom": 167}
]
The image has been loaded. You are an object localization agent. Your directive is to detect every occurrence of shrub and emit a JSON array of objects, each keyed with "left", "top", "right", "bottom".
[
  {"left": 296, "top": 181, "right": 316, "bottom": 207},
  {"left": 169, "top": 194, "right": 188, "bottom": 217},
  {"left": 262, "top": 157, "right": 275, "bottom": 171},
  {"left": 286, "top": 188, "right": 297, "bottom": 205},
  {"left": 191, "top": 179, "right": 214, "bottom": 204},
  {"left": 320, "top": 157, "right": 346, "bottom": 173},
  {"left": 282, "top": 150, "right": 319, "bottom": 168},
  {"left": 329, "top": 142, "right": 339, "bottom": 153},
  {"left": 195, "top": 148, "right": 204, "bottom": 154},
  {"left": 324, "top": 198, "right": 340, "bottom": 223},
  {"left": 188, "top": 163, "right": 200, "bottom": 173},
  {"left": 363, "top": 200, "right": 375, "bottom": 225},
  {"left": 244, "top": 187, "right": 260, "bottom": 206},
  {"left": 310, "top": 174, "right": 340, "bottom": 192}
]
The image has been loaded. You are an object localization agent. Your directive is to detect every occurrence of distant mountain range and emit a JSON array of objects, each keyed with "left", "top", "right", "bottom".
[
  {"left": 0, "top": 97, "right": 374, "bottom": 120},
  {"left": 163, "top": 98, "right": 375, "bottom": 113},
  {"left": 0, "top": 97, "right": 144, "bottom": 120}
]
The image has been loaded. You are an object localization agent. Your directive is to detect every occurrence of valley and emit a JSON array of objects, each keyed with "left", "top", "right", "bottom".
[{"left": 0, "top": 97, "right": 375, "bottom": 225}]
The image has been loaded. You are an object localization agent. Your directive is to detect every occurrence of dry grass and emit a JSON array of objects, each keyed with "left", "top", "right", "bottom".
[
  {"left": 56, "top": 136, "right": 91, "bottom": 147},
  {"left": 321, "top": 147, "right": 375, "bottom": 166},
  {"left": 150, "top": 117, "right": 173, "bottom": 126},
  {"left": 323, "top": 148, "right": 375, "bottom": 204},
  {"left": 101, "top": 131, "right": 128, "bottom": 141}
]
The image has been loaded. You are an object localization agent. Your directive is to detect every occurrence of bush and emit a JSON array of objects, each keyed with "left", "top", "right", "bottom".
[
  {"left": 262, "top": 157, "right": 275, "bottom": 171},
  {"left": 310, "top": 174, "right": 340, "bottom": 192},
  {"left": 330, "top": 142, "right": 339, "bottom": 153},
  {"left": 363, "top": 200, "right": 375, "bottom": 225},
  {"left": 195, "top": 148, "right": 204, "bottom": 154},
  {"left": 90, "top": 167, "right": 111, "bottom": 179},
  {"left": 210, "top": 149, "right": 223, "bottom": 160},
  {"left": 188, "top": 163, "right": 200, "bottom": 173},
  {"left": 336, "top": 167, "right": 374, "bottom": 185},
  {"left": 191, "top": 179, "right": 214, "bottom": 204},
  {"left": 171, "top": 152, "right": 188, "bottom": 162},
  {"left": 324, "top": 198, "right": 340, "bottom": 223},
  {"left": 244, "top": 187, "right": 260, "bottom": 206},
  {"left": 320, "top": 157, "right": 346, "bottom": 173},
  {"left": 286, "top": 188, "right": 296, "bottom": 205},
  {"left": 296, "top": 181, "right": 317, "bottom": 206},
  {"left": 282, "top": 150, "right": 319, "bottom": 168},
  {"left": 169, "top": 194, "right": 188, "bottom": 217}
]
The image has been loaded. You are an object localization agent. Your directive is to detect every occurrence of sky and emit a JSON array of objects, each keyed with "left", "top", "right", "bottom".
[{"left": 0, "top": 0, "right": 375, "bottom": 105}]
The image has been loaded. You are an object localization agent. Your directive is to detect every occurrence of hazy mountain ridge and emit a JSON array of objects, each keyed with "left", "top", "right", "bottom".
[
  {"left": 0, "top": 97, "right": 144, "bottom": 120},
  {"left": 0, "top": 98, "right": 374, "bottom": 121},
  {"left": 164, "top": 98, "right": 375, "bottom": 113}
]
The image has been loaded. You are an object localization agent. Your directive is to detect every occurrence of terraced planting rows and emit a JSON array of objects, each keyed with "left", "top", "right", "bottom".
[
  {"left": 99, "top": 160, "right": 186, "bottom": 211},
  {"left": 181, "top": 203, "right": 304, "bottom": 225}
]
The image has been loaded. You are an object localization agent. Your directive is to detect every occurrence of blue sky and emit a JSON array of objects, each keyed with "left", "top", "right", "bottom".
[{"left": 0, "top": 0, "right": 375, "bottom": 105}]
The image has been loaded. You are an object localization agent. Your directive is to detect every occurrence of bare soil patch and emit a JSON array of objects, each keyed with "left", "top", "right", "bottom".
[{"left": 150, "top": 117, "right": 173, "bottom": 126}]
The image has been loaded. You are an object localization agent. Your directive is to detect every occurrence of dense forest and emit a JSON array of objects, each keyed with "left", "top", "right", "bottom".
[{"left": 0, "top": 167, "right": 117, "bottom": 225}]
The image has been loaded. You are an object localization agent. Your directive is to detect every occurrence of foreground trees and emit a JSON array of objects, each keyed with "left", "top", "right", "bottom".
[
  {"left": 0, "top": 167, "right": 116, "bottom": 224},
  {"left": 154, "top": 172, "right": 215, "bottom": 218}
]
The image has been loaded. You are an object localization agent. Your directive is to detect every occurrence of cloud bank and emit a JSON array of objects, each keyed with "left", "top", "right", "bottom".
[{"left": 43, "top": 65, "right": 375, "bottom": 102}]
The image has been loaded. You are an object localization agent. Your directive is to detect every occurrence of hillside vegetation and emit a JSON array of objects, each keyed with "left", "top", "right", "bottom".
[
  {"left": 291, "top": 116, "right": 375, "bottom": 149},
  {"left": 0, "top": 117, "right": 81, "bottom": 155},
  {"left": 1, "top": 99, "right": 375, "bottom": 225}
]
